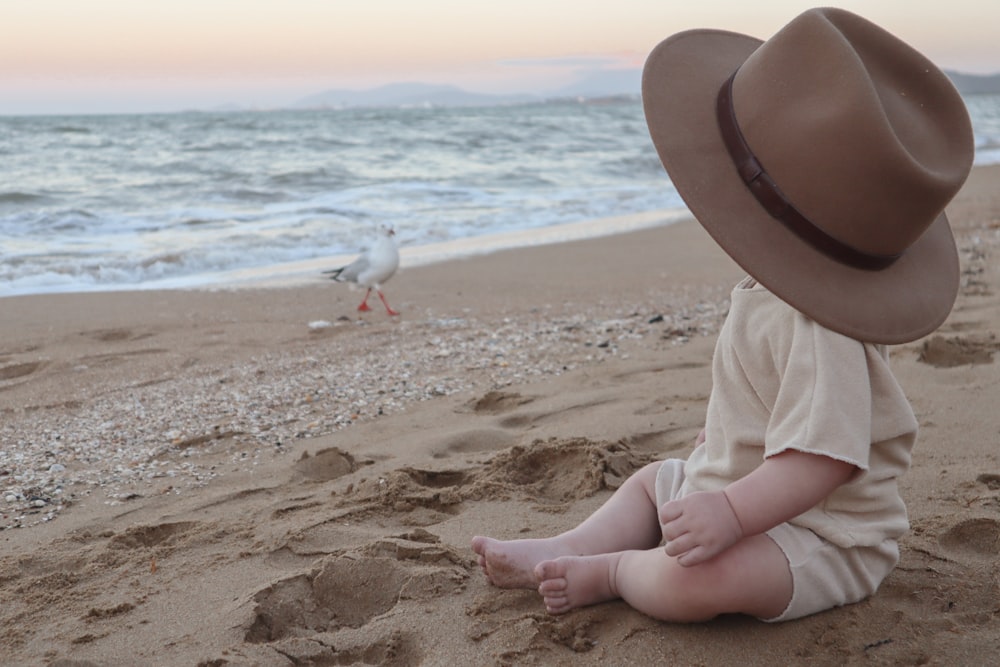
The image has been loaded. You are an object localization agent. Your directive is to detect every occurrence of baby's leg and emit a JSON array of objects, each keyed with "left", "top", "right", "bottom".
[
  {"left": 536, "top": 532, "right": 792, "bottom": 622},
  {"left": 472, "top": 461, "right": 664, "bottom": 589}
]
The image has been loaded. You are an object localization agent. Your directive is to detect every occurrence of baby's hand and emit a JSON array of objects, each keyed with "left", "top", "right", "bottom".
[{"left": 659, "top": 490, "right": 743, "bottom": 567}]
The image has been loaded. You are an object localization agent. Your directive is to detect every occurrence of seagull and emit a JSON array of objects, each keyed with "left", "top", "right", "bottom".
[{"left": 323, "top": 224, "right": 401, "bottom": 316}]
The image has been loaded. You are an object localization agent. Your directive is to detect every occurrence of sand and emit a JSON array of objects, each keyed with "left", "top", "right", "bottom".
[{"left": 1, "top": 166, "right": 999, "bottom": 666}]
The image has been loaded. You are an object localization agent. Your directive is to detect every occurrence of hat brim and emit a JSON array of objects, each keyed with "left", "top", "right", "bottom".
[{"left": 642, "top": 29, "right": 959, "bottom": 344}]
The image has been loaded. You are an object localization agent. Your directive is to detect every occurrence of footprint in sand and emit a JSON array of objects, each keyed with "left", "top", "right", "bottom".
[
  {"left": 938, "top": 517, "right": 1000, "bottom": 556},
  {"left": 467, "top": 390, "right": 535, "bottom": 415},
  {"left": 0, "top": 360, "right": 45, "bottom": 381},
  {"left": 83, "top": 328, "right": 155, "bottom": 343},
  {"left": 106, "top": 521, "right": 199, "bottom": 550},
  {"left": 918, "top": 335, "right": 998, "bottom": 367},
  {"left": 80, "top": 521, "right": 203, "bottom": 577},
  {"left": 976, "top": 473, "right": 1000, "bottom": 490},
  {"left": 293, "top": 447, "right": 365, "bottom": 482},
  {"left": 244, "top": 530, "right": 468, "bottom": 663}
]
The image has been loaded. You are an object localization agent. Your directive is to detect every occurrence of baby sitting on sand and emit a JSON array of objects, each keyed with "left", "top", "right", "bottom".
[{"left": 472, "top": 7, "right": 974, "bottom": 622}]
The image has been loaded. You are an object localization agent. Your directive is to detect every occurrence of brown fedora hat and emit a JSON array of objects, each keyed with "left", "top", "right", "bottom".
[{"left": 642, "top": 7, "right": 975, "bottom": 344}]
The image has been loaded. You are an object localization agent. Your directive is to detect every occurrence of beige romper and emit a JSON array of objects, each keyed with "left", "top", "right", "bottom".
[{"left": 655, "top": 277, "right": 918, "bottom": 621}]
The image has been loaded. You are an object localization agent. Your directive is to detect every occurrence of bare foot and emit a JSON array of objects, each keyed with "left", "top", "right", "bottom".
[
  {"left": 471, "top": 536, "right": 575, "bottom": 589},
  {"left": 535, "top": 554, "right": 622, "bottom": 614}
]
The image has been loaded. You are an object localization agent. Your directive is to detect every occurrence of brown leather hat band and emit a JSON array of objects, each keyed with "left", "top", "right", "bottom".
[{"left": 716, "top": 73, "right": 900, "bottom": 271}]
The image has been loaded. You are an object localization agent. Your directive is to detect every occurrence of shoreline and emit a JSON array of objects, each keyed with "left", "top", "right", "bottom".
[{"left": 1, "top": 208, "right": 689, "bottom": 298}]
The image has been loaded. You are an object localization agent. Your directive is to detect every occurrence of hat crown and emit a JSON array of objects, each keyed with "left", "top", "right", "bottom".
[{"left": 731, "top": 8, "right": 974, "bottom": 257}]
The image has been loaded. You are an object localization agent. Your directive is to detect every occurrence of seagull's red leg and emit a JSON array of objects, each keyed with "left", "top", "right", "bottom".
[
  {"left": 357, "top": 288, "right": 373, "bottom": 312},
  {"left": 377, "top": 290, "right": 399, "bottom": 316}
]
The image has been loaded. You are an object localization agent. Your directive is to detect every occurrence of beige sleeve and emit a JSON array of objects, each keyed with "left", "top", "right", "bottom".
[{"left": 763, "top": 313, "right": 872, "bottom": 469}]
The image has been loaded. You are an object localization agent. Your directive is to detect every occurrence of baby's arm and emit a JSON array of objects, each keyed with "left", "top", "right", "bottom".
[
  {"left": 724, "top": 450, "right": 857, "bottom": 537},
  {"left": 660, "top": 450, "right": 856, "bottom": 566}
]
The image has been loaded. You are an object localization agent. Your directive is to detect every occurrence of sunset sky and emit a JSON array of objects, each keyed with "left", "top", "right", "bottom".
[{"left": 3, "top": 0, "right": 998, "bottom": 115}]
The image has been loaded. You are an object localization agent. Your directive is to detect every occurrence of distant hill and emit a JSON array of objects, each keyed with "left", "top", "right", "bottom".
[
  {"left": 945, "top": 70, "right": 1000, "bottom": 95},
  {"left": 293, "top": 69, "right": 644, "bottom": 110},
  {"left": 291, "top": 68, "right": 998, "bottom": 112},
  {"left": 552, "top": 68, "right": 642, "bottom": 99},
  {"left": 294, "top": 82, "right": 538, "bottom": 109}
]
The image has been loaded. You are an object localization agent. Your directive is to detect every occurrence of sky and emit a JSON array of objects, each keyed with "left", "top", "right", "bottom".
[{"left": 3, "top": 0, "right": 999, "bottom": 116}]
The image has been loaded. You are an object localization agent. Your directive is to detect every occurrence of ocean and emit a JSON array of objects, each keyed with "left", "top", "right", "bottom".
[{"left": 2, "top": 95, "right": 999, "bottom": 297}]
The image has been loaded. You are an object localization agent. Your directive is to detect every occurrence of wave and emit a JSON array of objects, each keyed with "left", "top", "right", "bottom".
[
  {"left": 52, "top": 125, "right": 92, "bottom": 134},
  {"left": 0, "top": 192, "right": 47, "bottom": 205},
  {"left": 181, "top": 142, "right": 252, "bottom": 153},
  {"left": 221, "top": 188, "right": 291, "bottom": 203}
]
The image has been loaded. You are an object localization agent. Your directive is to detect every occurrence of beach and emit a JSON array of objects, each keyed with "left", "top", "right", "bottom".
[{"left": 2, "top": 165, "right": 999, "bottom": 665}]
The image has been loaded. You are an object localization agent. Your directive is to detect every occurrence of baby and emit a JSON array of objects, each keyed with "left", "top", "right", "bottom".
[{"left": 472, "top": 7, "right": 974, "bottom": 622}]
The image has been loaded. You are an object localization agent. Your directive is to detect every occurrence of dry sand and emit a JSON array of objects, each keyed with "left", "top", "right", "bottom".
[{"left": 1, "top": 166, "right": 999, "bottom": 666}]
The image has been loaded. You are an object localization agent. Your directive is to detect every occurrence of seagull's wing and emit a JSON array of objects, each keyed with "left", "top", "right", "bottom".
[{"left": 324, "top": 252, "right": 371, "bottom": 283}]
